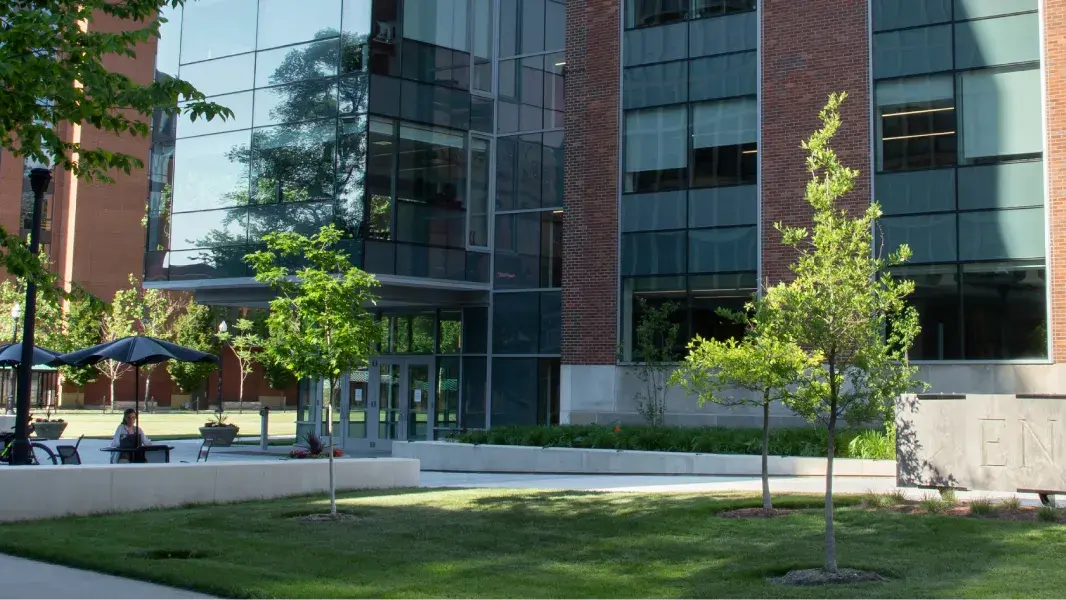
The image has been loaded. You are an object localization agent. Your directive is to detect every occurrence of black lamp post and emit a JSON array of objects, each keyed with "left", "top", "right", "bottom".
[
  {"left": 217, "top": 320, "right": 228, "bottom": 417},
  {"left": 6, "top": 303, "right": 19, "bottom": 415},
  {"left": 12, "top": 164, "right": 52, "bottom": 465}
]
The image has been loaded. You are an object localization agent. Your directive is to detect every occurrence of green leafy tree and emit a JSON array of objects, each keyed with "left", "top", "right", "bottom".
[
  {"left": 671, "top": 294, "right": 811, "bottom": 509},
  {"left": 219, "top": 318, "right": 263, "bottom": 413},
  {"left": 631, "top": 298, "right": 680, "bottom": 427},
  {"left": 763, "top": 93, "right": 923, "bottom": 573},
  {"left": 0, "top": 1, "right": 231, "bottom": 279},
  {"left": 97, "top": 280, "right": 140, "bottom": 410},
  {"left": 58, "top": 288, "right": 105, "bottom": 394},
  {"left": 167, "top": 301, "right": 219, "bottom": 407},
  {"left": 129, "top": 276, "right": 183, "bottom": 407},
  {"left": 246, "top": 224, "right": 380, "bottom": 516}
]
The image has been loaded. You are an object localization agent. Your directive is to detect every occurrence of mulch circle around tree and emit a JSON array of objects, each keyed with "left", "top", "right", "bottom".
[
  {"left": 769, "top": 568, "right": 886, "bottom": 586},
  {"left": 717, "top": 508, "right": 796, "bottom": 519}
]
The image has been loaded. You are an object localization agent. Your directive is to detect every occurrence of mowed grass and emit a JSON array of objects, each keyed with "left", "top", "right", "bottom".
[
  {"left": 46, "top": 411, "right": 297, "bottom": 440},
  {"left": 0, "top": 489, "right": 1064, "bottom": 598}
]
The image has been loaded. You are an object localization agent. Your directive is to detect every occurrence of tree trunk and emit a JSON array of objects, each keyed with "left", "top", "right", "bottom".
[
  {"left": 144, "top": 367, "right": 152, "bottom": 412},
  {"left": 824, "top": 398, "right": 839, "bottom": 573},
  {"left": 238, "top": 369, "right": 245, "bottom": 414},
  {"left": 109, "top": 377, "right": 116, "bottom": 412},
  {"left": 761, "top": 392, "right": 772, "bottom": 510},
  {"left": 327, "top": 377, "right": 337, "bottom": 517}
]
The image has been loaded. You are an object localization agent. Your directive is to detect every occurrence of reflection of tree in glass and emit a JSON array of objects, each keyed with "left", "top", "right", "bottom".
[{"left": 190, "top": 30, "right": 369, "bottom": 270}]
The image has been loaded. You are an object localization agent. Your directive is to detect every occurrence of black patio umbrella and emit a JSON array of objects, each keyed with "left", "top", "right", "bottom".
[
  {"left": 55, "top": 336, "right": 219, "bottom": 445},
  {"left": 0, "top": 343, "right": 64, "bottom": 367}
]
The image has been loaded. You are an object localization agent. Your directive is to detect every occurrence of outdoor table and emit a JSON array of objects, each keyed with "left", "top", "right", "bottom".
[{"left": 99, "top": 444, "right": 174, "bottom": 464}]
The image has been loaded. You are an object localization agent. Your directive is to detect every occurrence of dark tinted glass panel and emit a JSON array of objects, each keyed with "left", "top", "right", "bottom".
[
  {"left": 470, "top": 97, "right": 494, "bottom": 133},
  {"left": 496, "top": 136, "right": 518, "bottom": 210},
  {"left": 622, "top": 231, "right": 686, "bottom": 276},
  {"left": 623, "top": 61, "right": 687, "bottom": 110},
  {"left": 878, "top": 77, "right": 957, "bottom": 173},
  {"left": 172, "top": 131, "right": 252, "bottom": 212},
  {"left": 692, "top": 143, "right": 757, "bottom": 188},
  {"left": 539, "top": 358, "right": 561, "bottom": 425},
  {"left": 689, "top": 52, "right": 757, "bottom": 102},
  {"left": 461, "top": 356, "right": 487, "bottom": 428},
  {"left": 472, "top": 0, "right": 493, "bottom": 91},
  {"left": 873, "top": 25, "right": 953, "bottom": 79},
  {"left": 339, "top": 74, "right": 370, "bottom": 116},
  {"left": 542, "top": 132, "right": 564, "bottom": 208},
  {"left": 401, "top": 39, "right": 469, "bottom": 89},
  {"left": 368, "top": 74, "right": 401, "bottom": 117},
  {"left": 518, "top": 134, "right": 543, "bottom": 209},
  {"left": 873, "top": 0, "right": 951, "bottom": 32},
  {"left": 396, "top": 244, "right": 467, "bottom": 279},
  {"left": 539, "top": 291, "right": 561, "bottom": 354},
  {"left": 257, "top": 0, "right": 342, "bottom": 50},
  {"left": 691, "top": 97, "right": 757, "bottom": 188},
  {"left": 467, "top": 250, "right": 491, "bottom": 282},
  {"left": 624, "top": 22, "right": 687, "bottom": 66},
  {"left": 167, "top": 249, "right": 250, "bottom": 280},
  {"left": 540, "top": 210, "right": 563, "bottom": 287},
  {"left": 688, "top": 226, "right": 757, "bottom": 273},
  {"left": 180, "top": 0, "right": 258, "bottom": 64},
  {"left": 889, "top": 264, "right": 962, "bottom": 360},
  {"left": 463, "top": 306, "right": 488, "bottom": 353},
  {"left": 170, "top": 209, "right": 247, "bottom": 250},
  {"left": 624, "top": 106, "right": 687, "bottom": 193},
  {"left": 688, "top": 10, "right": 757, "bottom": 57},
  {"left": 469, "top": 138, "right": 490, "bottom": 247},
  {"left": 692, "top": 0, "right": 756, "bottom": 17},
  {"left": 368, "top": 0, "right": 401, "bottom": 76},
  {"left": 435, "top": 356, "right": 461, "bottom": 433},
  {"left": 545, "top": 0, "right": 565, "bottom": 52},
  {"left": 180, "top": 54, "right": 255, "bottom": 97},
  {"left": 494, "top": 212, "right": 541, "bottom": 289},
  {"left": 400, "top": 80, "right": 471, "bottom": 130},
  {"left": 255, "top": 39, "right": 340, "bottom": 89},
  {"left": 491, "top": 358, "right": 539, "bottom": 425},
  {"left": 394, "top": 124, "right": 466, "bottom": 248},
  {"left": 250, "top": 121, "right": 337, "bottom": 204},
  {"left": 962, "top": 262, "right": 1047, "bottom": 359},
  {"left": 492, "top": 292, "right": 540, "bottom": 354},
  {"left": 338, "top": 115, "right": 368, "bottom": 234},
  {"left": 626, "top": 0, "right": 686, "bottom": 29},
  {"left": 626, "top": 280, "right": 687, "bottom": 359},
  {"left": 254, "top": 80, "right": 338, "bottom": 128},
  {"left": 365, "top": 118, "right": 395, "bottom": 239},
  {"left": 622, "top": 191, "right": 687, "bottom": 232},
  {"left": 690, "top": 291, "right": 749, "bottom": 343}
]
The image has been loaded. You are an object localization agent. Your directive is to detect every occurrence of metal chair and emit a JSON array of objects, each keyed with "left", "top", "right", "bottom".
[
  {"left": 197, "top": 438, "right": 215, "bottom": 462},
  {"left": 55, "top": 435, "right": 84, "bottom": 465}
]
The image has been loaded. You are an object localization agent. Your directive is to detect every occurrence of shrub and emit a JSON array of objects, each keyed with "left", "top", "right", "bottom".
[
  {"left": 968, "top": 497, "right": 997, "bottom": 516},
  {"left": 919, "top": 495, "right": 950, "bottom": 514},
  {"left": 1037, "top": 506, "right": 1060, "bottom": 523},
  {"left": 1001, "top": 496, "right": 1023, "bottom": 512},
  {"left": 450, "top": 425, "right": 896, "bottom": 459},
  {"left": 939, "top": 488, "right": 959, "bottom": 505}
]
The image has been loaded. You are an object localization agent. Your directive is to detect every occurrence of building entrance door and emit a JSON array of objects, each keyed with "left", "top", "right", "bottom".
[{"left": 341, "top": 356, "right": 434, "bottom": 453}]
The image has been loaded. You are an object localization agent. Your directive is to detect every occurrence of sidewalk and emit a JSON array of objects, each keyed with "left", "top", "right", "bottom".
[{"left": 0, "top": 554, "right": 212, "bottom": 599}]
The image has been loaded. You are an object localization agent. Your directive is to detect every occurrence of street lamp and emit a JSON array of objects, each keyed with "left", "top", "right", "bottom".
[
  {"left": 217, "top": 320, "right": 228, "bottom": 416},
  {"left": 12, "top": 159, "right": 52, "bottom": 465},
  {"left": 6, "top": 303, "right": 19, "bottom": 414}
]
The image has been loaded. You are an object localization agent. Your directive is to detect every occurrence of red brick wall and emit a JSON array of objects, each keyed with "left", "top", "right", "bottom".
[
  {"left": 561, "top": 0, "right": 621, "bottom": 366},
  {"left": 1045, "top": 0, "right": 1066, "bottom": 362},
  {"left": 759, "top": 0, "right": 872, "bottom": 284}
]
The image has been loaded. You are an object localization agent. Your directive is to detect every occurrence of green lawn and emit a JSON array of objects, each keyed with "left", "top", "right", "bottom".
[
  {"left": 0, "top": 490, "right": 1063, "bottom": 598},
  {"left": 46, "top": 411, "right": 297, "bottom": 439}
]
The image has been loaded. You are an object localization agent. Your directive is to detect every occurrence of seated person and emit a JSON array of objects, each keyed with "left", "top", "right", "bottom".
[{"left": 111, "top": 409, "right": 151, "bottom": 463}]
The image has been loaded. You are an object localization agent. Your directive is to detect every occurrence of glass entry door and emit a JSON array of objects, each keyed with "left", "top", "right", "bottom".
[{"left": 341, "top": 357, "right": 434, "bottom": 453}]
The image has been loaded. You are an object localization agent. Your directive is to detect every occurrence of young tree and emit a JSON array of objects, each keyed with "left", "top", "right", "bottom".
[
  {"left": 671, "top": 295, "right": 810, "bottom": 510},
  {"left": 57, "top": 288, "right": 105, "bottom": 398},
  {"left": 0, "top": 1, "right": 231, "bottom": 278},
  {"left": 168, "top": 301, "right": 219, "bottom": 408},
  {"left": 246, "top": 224, "right": 380, "bottom": 517},
  {"left": 630, "top": 298, "right": 679, "bottom": 427},
  {"left": 763, "top": 93, "right": 922, "bottom": 573},
  {"left": 134, "top": 279, "right": 183, "bottom": 407},
  {"left": 97, "top": 285, "right": 139, "bottom": 410},
  {"left": 219, "top": 318, "right": 262, "bottom": 413}
]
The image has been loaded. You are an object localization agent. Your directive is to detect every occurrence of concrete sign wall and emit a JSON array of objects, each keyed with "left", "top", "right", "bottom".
[{"left": 897, "top": 394, "right": 1066, "bottom": 494}]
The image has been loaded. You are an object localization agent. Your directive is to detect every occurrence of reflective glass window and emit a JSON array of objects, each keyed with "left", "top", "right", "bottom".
[
  {"left": 249, "top": 120, "right": 337, "bottom": 204},
  {"left": 954, "top": 0, "right": 1037, "bottom": 20},
  {"left": 253, "top": 80, "right": 338, "bottom": 128},
  {"left": 624, "top": 106, "right": 687, "bottom": 193},
  {"left": 873, "top": 0, "right": 951, "bottom": 32},
  {"left": 170, "top": 208, "right": 248, "bottom": 251},
  {"left": 688, "top": 226, "right": 757, "bottom": 273},
  {"left": 469, "top": 138, "right": 490, "bottom": 247},
  {"left": 394, "top": 124, "right": 466, "bottom": 248},
  {"left": 490, "top": 358, "right": 539, "bottom": 425},
  {"left": 539, "top": 291, "right": 561, "bottom": 354},
  {"left": 621, "top": 231, "right": 686, "bottom": 276},
  {"left": 461, "top": 356, "right": 487, "bottom": 428},
  {"left": 172, "top": 131, "right": 252, "bottom": 213},
  {"left": 365, "top": 117, "right": 395, "bottom": 240},
  {"left": 494, "top": 212, "right": 541, "bottom": 289},
  {"left": 247, "top": 201, "right": 336, "bottom": 240},
  {"left": 955, "top": 12, "right": 1039, "bottom": 69},
  {"left": 337, "top": 116, "right": 368, "bottom": 236},
  {"left": 472, "top": 0, "right": 493, "bottom": 92},
  {"left": 156, "top": 4, "right": 182, "bottom": 77},
  {"left": 888, "top": 264, "right": 962, "bottom": 360},
  {"left": 873, "top": 25, "right": 953, "bottom": 79},
  {"left": 255, "top": 39, "right": 340, "bottom": 88},
  {"left": 623, "top": 61, "right": 687, "bottom": 110},
  {"left": 177, "top": 91, "right": 253, "bottom": 138},
  {"left": 689, "top": 51, "right": 757, "bottom": 102},
  {"left": 257, "top": 0, "right": 342, "bottom": 50},
  {"left": 180, "top": 0, "right": 258, "bottom": 64},
  {"left": 625, "top": 0, "right": 687, "bottom": 29},
  {"left": 961, "top": 262, "right": 1046, "bottom": 359},
  {"left": 492, "top": 293, "right": 540, "bottom": 354},
  {"left": 957, "top": 65, "right": 1042, "bottom": 165},
  {"left": 180, "top": 54, "right": 255, "bottom": 97},
  {"left": 876, "top": 75, "right": 956, "bottom": 172},
  {"left": 399, "top": 79, "right": 471, "bottom": 130},
  {"left": 368, "top": 0, "right": 400, "bottom": 76},
  {"left": 690, "top": 97, "right": 757, "bottom": 188},
  {"left": 463, "top": 306, "right": 488, "bottom": 353}
]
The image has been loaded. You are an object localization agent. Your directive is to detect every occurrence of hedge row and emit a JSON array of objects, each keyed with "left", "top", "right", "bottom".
[{"left": 451, "top": 425, "right": 895, "bottom": 460}]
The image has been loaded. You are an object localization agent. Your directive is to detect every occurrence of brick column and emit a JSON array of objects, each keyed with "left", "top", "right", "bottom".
[
  {"left": 561, "top": 0, "right": 621, "bottom": 365},
  {"left": 1044, "top": 0, "right": 1066, "bottom": 362},
  {"left": 760, "top": 0, "right": 872, "bottom": 284}
]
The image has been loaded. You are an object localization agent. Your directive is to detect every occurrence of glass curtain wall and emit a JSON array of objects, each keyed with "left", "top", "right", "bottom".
[
  {"left": 619, "top": 3, "right": 758, "bottom": 361},
  {"left": 872, "top": 0, "right": 1046, "bottom": 360}
]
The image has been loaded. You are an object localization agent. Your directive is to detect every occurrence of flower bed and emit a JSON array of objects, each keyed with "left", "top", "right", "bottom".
[
  {"left": 451, "top": 424, "right": 895, "bottom": 460},
  {"left": 289, "top": 447, "right": 344, "bottom": 459}
]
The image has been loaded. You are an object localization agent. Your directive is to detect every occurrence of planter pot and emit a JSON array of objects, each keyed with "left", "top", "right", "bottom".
[
  {"left": 33, "top": 421, "right": 68, "bottom": 440},
  {"left": 198, "top": 425, "right": 240, "bottom": 447}
]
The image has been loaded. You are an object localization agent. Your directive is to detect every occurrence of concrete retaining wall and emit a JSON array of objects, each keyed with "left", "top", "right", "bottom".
[
  {"left": 0, "top": 458, "right": 420, "bottom": 522},
  {"left": 392, "top": 441, "right": 894, "bottom": 477}
]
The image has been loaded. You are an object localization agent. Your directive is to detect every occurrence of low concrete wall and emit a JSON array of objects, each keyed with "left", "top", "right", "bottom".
[
  {"left": 0, "top": 458, "right": 420, "bottom": 522},
  {"left": 897, "top": 393, "right": 1066, "bottom": 493},
  {"left": 392, "top": 441, "right": 894, "bottom": 477}
]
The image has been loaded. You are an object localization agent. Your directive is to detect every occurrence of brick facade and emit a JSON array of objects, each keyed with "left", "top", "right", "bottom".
[
  {"left": 561, "top": 0, "right": 621, "bottom": 366},
  {"left": 759, "top": 0, "right": 872, "bottom": 284},
  {"left": 1044, "top": 0, "right": 1066, "bottom": 363}
]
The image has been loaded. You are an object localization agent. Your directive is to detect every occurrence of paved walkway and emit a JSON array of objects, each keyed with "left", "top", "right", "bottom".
[{"left": 0, "top": 554, "right": 212, "bottom": 599}]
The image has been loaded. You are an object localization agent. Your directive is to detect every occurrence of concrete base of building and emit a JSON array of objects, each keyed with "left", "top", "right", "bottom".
[
  {"left": 0, "top": 458, "right": 420, "bottom": 522},
  {"left": 561, "top": 363, "right": 1066, "bottom": 426},
  {"left": 392, "top": 441, "right": 895, "bottom": 477}
]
